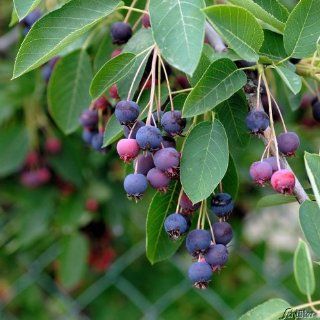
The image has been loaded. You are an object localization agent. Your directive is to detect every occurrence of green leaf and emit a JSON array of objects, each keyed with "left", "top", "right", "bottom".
[
  {"left": 189, "top": 51, "right": 211, "bottom": 87},
  {"left": 13, "top": 0, "right": 120, "bottom": 78},
  {"left": 181, "top": 120, "right": 229, "bottom": 203},
  {"left": 13, "top": 0, "right": 42, "bottom": 20},
  {"left": 183, "top": 58, "right": 247, "bottom": 118},
  {"left": 90, "top": 53, "right": 136, "bottom": 99},
  {"left": 149, "top": 0, "right": 205, "bottom": 75},
  {"left": 305, "top": 152, "right": 320, "bottom": 208},
  {"left": 294, "top": 239, "right": 315, "bottom": 295},
  {"left": 259, "top": 30, "right": 287, "bottom": 62},
  {"left": 239, "top": 299, "right": 291, "bottom": 320},
  {"left": 93, "top": 31, "right": 114, "bottom": 72},
  {"left": 221, "top": 155, "right": 239, "bottom": 199},
  {"left": 0, "top": 124, "right": 29, "bottom": 177},
  {"left": 257, "top": 194, "right": 297, "bottom": 208},
  {"left": 103, "top": 114, "right": 123, "bottom": 147},
  {"left": 216, "top": 91, "right": 249, "bottom": 150},
  {"left": 284, "top": 0, "right": 320, "bottom": 58},
  {"left": 48, "top": 50, "right": 92, "bottom": 134},
  {"left": 300, "top": 200, "right": 320, "bottom": 259},
  {"left": 274, "top": 65, "right": 302, "bottom": 94},
  {"left": 204, "top": 5, "right": 264, "bottom": 62},
  {"left": 59, "top": 233, "right": 89, "bottom": 289},
  {"left": 228, "top": 0, "right": 288, "bottom": 32},
  {"left": 146, "top": 182, "right": 183, "bottom": 264}
]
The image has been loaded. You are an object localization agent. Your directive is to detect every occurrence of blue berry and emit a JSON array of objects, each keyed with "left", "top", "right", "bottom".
[
  {"left": 188, "top": 262, "right": 212, "bottom": 289},
  {"left": 211, "top": 193, "right": 234, "bottom": 218},
  {"left": 147, "top": 168, "right": 171, "bottom": 192},
  {"left": 153, "top": 147, "right": 180, "bottom": 178},
  {"left": 80, "top": 110, "right": 98, "bottom": 129},
  {"left": 246, "top": 110, "right": 269, "bottom": 134},
  {"left": 133, "top": 153, "right": 155, "bottom": 176},
  {"left": 213, "top": 222, "right": 233, "bottom": 245},
  {"left": 21, "top": 9, "right": 41, "bottom": 28},
  {"left": 136, "top": 125, "right": 163, "bottom": 151},
  {"left": 186, "top": 229, "right": 212, "bottom": 257},
  {"left": 161, "top": 111, "right": 186, "bottom": 136},
  {"left": 124, "top": 173, "right": 148, "bottom": 200},
  {"left": 123, "top": 121, "right": 145, "bottom": 139},
  {"left": 115, "top": 100, "right": 139, "bottom": 126},
  {"left": 91, "top": 133, "right": 104, "bottom": 151},
  {"left": 164, "top": 213, "right": 188, "bottom": 240},
  {"left": 151, "top": 111, "right": 164, "bottom": 126},
  {"left": 111, "top": 22, "right": 132, "bottom": 45},
  {"left": 205, "top": 244, "right": 228, "bottom": 270},
  {"left": 277, "top": 131, "right": 300, "bottom": 156},
  {"left": 82, "top": 130, "right": 96, "bottom": 144}
]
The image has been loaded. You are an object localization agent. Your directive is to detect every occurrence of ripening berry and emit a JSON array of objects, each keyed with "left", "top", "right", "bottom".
[
  {"left": 116, "top": 139, "right": 140, "bottom": 162},
  {"left": 246, "top": 110, "right": 270, "bottom": 134},
  {"left": 186, "top": 229, "right": 212, "bottom": 257},
  {"left": 249, "top": 161, "right": 273, "bottom": 185},
  {"left": 45, "top": 137, "right": 61, "bottom": 155},
  {"left": 133, "top": 153, "right": 155, "bottom": 176},
  {"left": 179, "top": 192, "right": 200, "bottom": 214},
  {"left": 271, "top": 169, "right": 295, "bottom": 194},
  {"left": 115, "top": 100, "right": 140, "bottom": 126},
  {"left": 123, "top": 121, "right": 145, "bottom": 139},
  {"left": 136, "top": 125, "right": 163, "bottom": 151},
  {"left": 80, "top": 110, "right": 99, "bottom": 129},
  {"left": 263, "top": 156, "right": 282, "bottom": 173},
  {"left": 277, "top": 132, "right": 300, "bottom": 156},
  {"left": 164, "top": 213, "right": 188, "bottom": 240},
  {"left": 153, "top": 147, "right": 180, "bottom": 178},
  {"left": 161, "top": 111, "right": 186, "bottom": 136},
  {"left": 211, "top": 193, "right": 234, "bottom": 218},
  {"left": 188, "top": 261, "right": 212, "bottom": 289},
  {"left": 85, "top": 198, "right": 100, "bottom": 213},
  {"left": 213, "top": 222, "right": 233, "bottom": 245},
  {"left": 24, "top": 151, "right": 40, "bottom": 167},
  {"left": 205, "top": 244, "right": 228, "bottom": 271},
  {"left": 312, "top": 101, "right": 320, "bottom": 122},
  {"left": 147, "top": 168, "right": 171, "bottom": 192},
  {"left": 110, "top": 22, "right": 132, "bottom": 45},
  {"left": 109, "top": 84, "right": 119, "bottom": 99},
  {"left": 94, "top": 96, "right": 110, "bottom": 110},
  {"left": 141, "top": 14, "right": 151, "bottom": 28},
  {"left": 123, "top": 173, "right": 148, "bottom": 200}
]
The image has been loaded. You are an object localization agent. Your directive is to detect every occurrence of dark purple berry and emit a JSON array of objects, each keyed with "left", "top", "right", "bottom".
[
  {"left": 123, "top": 173, "right": 148, "bottom": 200},
  {"left": 133, "top": 153, "right": 155, "bottom": 176},
  {"left": 211, "top": 193, "right": 234, "bottom": 218},
  {"left": 205, "top": 244, "right": 228, "bottom": 271},
  {"left": 263, "top": 156, "right": 282, "bottom": 173},
  {"left": 136, "top": 125, "right": 163, "bottom": 151},
  {"left": 123, "top": 121, "right": 145, "bottom": 139},
  {"left": 80, "top": 110, "right": 98, "bottom": 129},
  {"left": 179, "top": 192, "right": 200, "bottom": 214},
  {"left": 147, "top": 168, "right": 171, "bottom": 192},
  {"left": 213, "top": 222, "right": 233, "bottom": 245},
  {"left": 153, "top": 147, "right": 180, "bottom": 178},
  {"left": 188, "top": 261, "right": 212, "bottom": 289},
  {"left": 162, "top": 136, "right": 176, "bottom": 148},
  {"left": 249, "top": 161, "right": 273, "bottom": 185},
  {"left": 312, "top": 101, "right": 320, "bottom": 122},
  {"left": 277, "top": 131, "right": 300, "bottom": 156},
  {"left": 82, "top": 130, "right": 96, "bottom": 144},
  {"left": 186, "top": 229, "right": 212, "bottom": 257},
  {"left": 161, "top": 111, "right": 186, "bottom": 136},
  {"left": 115, "top": 100, "right": 139, "bottom": 126},
  {"left": 164, "top": 213, "right": 188, "bottom": 240},
  {"left": 289, "top": 58, "right": 301, "bottom": 65},
  {"left": 246, "top": 110, "right": 269, "bottom": 134},
  {"left": 110, "top": 22, "right": 132, "bottom": 45},
  {"left": 116, "top": 138, "right": 140, "bottom": 162}
]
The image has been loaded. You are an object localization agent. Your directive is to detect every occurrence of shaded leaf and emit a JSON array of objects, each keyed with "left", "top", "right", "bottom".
[
  {"left": 13, "top": 0, "right": 42, "bottom": 20},
  {"left": 274, "top": 65, "right": 302, "bottom": 94},
  {"left": 257, "top": 194, "right": 297, "bottom": 208},
  {"left": 305, "top": 152, "right": 320, "bottom": 208},
  {"left": 259, "top": 30, "right": 287, "bottom": 62},
  {"left": 221, "top": 155, "right": 239, "bottom": 199}
]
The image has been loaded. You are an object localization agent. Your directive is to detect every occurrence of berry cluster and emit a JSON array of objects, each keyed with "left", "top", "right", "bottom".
[{"left": 164, "top": 193, "right": 234, "bottom": 289}]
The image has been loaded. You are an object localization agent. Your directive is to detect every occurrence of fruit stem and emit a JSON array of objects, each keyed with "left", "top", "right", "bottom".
[
  {"left": 171, "top": 88, "right": 193, "bottom": 95},
  {"left": 136, "top": 71, "right": 152, "bottom": 104},
  {"left": 269, "top": 91, "right": 288, "bottom": 133},
  {"left": 260, "top": 139, "right": 272, "bottom": 162},
  {"left": 157, "top": 52, "right": 162, "bottom": 120},
  {"left": 205, "top": 200, "right": 216, "bottom": 244},
  {"left": 175, "top": 188, "right": 184, "bottom": 213},
  {"left": 308, "top": 294, "right": 320, "bottom": 314},
  {"left": 120, "top": 5, "right": 147, "bottom": 22},
  {"left": 146, "top": 47, "right": 158, "bottom": 125},
  {"left": 301, "top": 77, "right": 317, "bottom": 96},
  {"left": 197, "top": 202, "right": 203, "bottom": 229}
]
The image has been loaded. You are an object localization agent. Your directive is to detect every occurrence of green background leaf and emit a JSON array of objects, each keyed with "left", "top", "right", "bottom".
[
  {"left": 259, "top": 30, "right": 287, "bottom": 62},
  {"left": 181, "top": 120, "right": 229, "bottom": 203},
  {"left": 305, "top": 152, "right": 320, "bottom": 208},
  {"left": 274, "top": 65, "right": 302, "bottom": 94},
  {"left": 13, "top": 0, "right": 42, "bottom": 20}
]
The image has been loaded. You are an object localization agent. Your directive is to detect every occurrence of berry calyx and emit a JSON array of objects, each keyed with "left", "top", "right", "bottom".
[
  {"left": 188, "top": 261, "right": 212, "bottom": 289},
  {"left": 246, "top": 110, "right": 270, "bottom": 134},
  {"left": 277, "top": 131, "right": 300, "bottom": 156},
  {"left": 153, "top": 147, "right": 180, "bottom": 178},
  {"left": 186, "top": 229, "right": 212, "bottom": 257},
  {"left": 123, "top": 173, "right": 148, "bottom": 201},
  {"left": 133, "top": 153, "right": 155, "bottom": 176},
  {"left": 110, "top": 22, "right": 132, "bottom": 45},
  {"left": 271, "top": 169, "right": 295, "bottom": 194},
  {"left": 136, "top": 125, "right": 163, "bottom": 151},
  {"left": 179, "top": 192, "right": 200, "bottom": 214},
  {"left": 204, "top": 244, "right": 228, "bottom": 271},
  {"left": 115, "top": 100, "right": 140, "bottom": 126},
  {"left": 164, "top": 213, "right": 188, "bottom": 240},
  {"left": 211, "top": 193, "right": 234, "bottom": 218},
  {"left": 116, "top": 138, "right": 140, "bottom": 162},
  {"left": 147, "top": 168, "right": 171, "bottom": 192},
  {"left": 213, "top": 222, "right": 233, "bottom": 245},
  {"left": 161, "top": 111, "right": 186, "bottom": 136},
  {"left": 249, "top": 161, "right": 273, "bottom": 185}
]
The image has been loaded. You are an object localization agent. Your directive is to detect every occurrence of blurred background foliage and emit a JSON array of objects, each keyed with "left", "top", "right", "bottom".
[{"left": 0, "top": 0, "right": 320, "bottom": 319}]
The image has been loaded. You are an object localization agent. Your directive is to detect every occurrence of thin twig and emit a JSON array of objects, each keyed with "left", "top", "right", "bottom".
[{"left": 158, "top": 54, "right": 174, "bottom": 111}]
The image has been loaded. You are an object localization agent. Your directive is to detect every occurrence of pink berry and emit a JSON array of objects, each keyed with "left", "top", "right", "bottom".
[
  {"left": 271, "top": 169, "right": 295, "bottom": 194},
  {"left": 109, "top": 84, "right": 119, "bottom": 99},
  {"left": 180, "top": 192, "right": 200, "bottom": 214},
  {"left": 116, "top": 138, "right": 140, "bottom": 163},
  {"left": 249, "top": 161, "right": 273, "bottom": 186},
  {"left": 45, "top": 137, "right": 61, "bottom": 154}
]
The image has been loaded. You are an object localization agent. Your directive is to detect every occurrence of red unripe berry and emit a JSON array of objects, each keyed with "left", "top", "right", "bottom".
[
  {"left": 271, "top": 169, "right": 295, "bottom": 194},
  {"left": 85, "top": 198, "right": 100, "bottom": 213},
  {"left": 141, "top": 14, "right": 151, "bottom": 28},
  {"left": 249, "top": 161, "right": 273, "bottom": 186},
  {"left": 25, "top": 151, "right": 40, "bottom": 167},
  {"left": 45, "top": 137, "right": 61, "bottom": 155},
  {"left": 37, "top": 167, "right": 51, "bottom": 183},
  {"left": 180, "top": 192, "right": 200, "bottom": 214},
  {"left": 111, "top": 48, "right": 122, "bottom": 58},
  {"left": 109, "top": 84, "right": 119, "bottom": 99},
  {"left": 116, "top": 138, "right": 140, "bottom": 162},
  {"left": 94, "top": 96, "right": 110, "bottom": 110}
]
